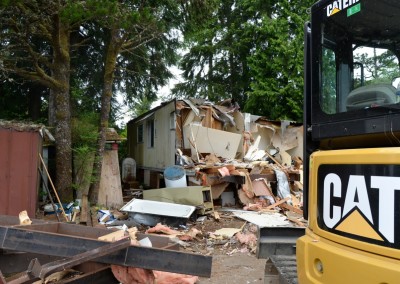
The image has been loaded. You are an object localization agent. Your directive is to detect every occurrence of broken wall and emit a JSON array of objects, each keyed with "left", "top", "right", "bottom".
[
  {"left": 183, "top": 123, "right": 242, "bottom": 161},
  {"left": 244, "top": 118, "right": 303, "bottom": 166}
]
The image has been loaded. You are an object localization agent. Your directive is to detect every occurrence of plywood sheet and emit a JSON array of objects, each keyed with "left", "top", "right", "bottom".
[
  {"left": 0, "top": 128, "right": 40, "bottom": 217},
  {"left": 183, "top": 124, "right": 241, "bottom": 160},
  {"left": 98, "top": 149, "right": 123, "bottom": 208}
]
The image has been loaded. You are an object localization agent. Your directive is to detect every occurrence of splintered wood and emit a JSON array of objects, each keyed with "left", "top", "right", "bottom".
[{"left": 191, "top": 154, "right": 305, "bottom": 228}]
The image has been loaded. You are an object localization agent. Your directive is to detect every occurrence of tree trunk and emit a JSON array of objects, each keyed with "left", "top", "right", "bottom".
[
  {"left": 89, "top": 28, "right": 121, "bottom": 204},
  {"left": 52, "top": 17, "right": 73, "bottom": 202},
  {"left": 28, "top": 84, "right": 43, "bottom": 121},
  {"left": 48, "top": 89, "right": 56, "bottom": 127}
]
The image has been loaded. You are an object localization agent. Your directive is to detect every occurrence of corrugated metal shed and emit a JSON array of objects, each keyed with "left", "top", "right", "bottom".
[{"left": 0, "top": 121, "right": 43, "bottom": 217}]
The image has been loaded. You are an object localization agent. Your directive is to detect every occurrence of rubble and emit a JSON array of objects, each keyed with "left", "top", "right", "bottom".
[
  {"left": 1, "top": 104, "right": 307, "bottom": 283},
  {"left": 185, "top": 155, "right": 304, "bottom": 227},
  {"left": 0, "top": 214, "right": 212, "bottom": 283},
  {"left": 98, "top": 225, "right": 199, "bottom": 284},
  {"left": 26, "top": 122, "right": 304, "bottom": 283}
]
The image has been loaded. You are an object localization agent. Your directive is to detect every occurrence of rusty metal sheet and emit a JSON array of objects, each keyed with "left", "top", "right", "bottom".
[
  {"left": 61, "top": 265, "right": 119, "bottom": 284},
  {"left": 0, "top": 216, "right": 212, "bottom": 277},
  {"left": 0, "top": 251, "right": 61, "bottom": 276},
  {"left": 0, "top": 215, "right": 179, "bottom": 250},
  {"left": 0, "top": 256, "right": 118, "bottom": 284},
  {"left": 0, "top": 128, "right": 41, "bottom": 217},
  {"left": 1, "top": 238, "right": 131, "bottom": 284}
]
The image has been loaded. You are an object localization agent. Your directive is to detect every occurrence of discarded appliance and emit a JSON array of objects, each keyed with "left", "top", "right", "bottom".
[
  {"left": 163, "top": 165, "right": 187, "bottom": 188},
  {"left": 143, "top": 186, "right": 214, "bottom": 215},
  {"left": 120, "top": 199, "right": 196, "bottom": 227}
]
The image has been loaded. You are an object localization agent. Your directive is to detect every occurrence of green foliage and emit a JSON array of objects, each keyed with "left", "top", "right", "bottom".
[
  {"left": 0, "top": 77, "right": 48, "bottom": 122},
  {"left": 320, "top": 47, "right": 337, "bottom": 114},
  {"left": 62, "top": 0, "right": 119, "bottom": 23},
  {"left": 245, "top": 0, "right": 313, "bottom": 121},
  {"left": 71, "top": 112, "right": 98, "bottom": 194},
  {"left": 0, "top": 0, "right": 23, "bottom": 7},
  {"left": 173, "top": 0, "right": 254, "bottom": 107},
  {"left": 174, "top": 0, "right": 313, "bottom": 122},
  {"left": 71, "top": 113, "right": 99, "bottom": 148},
  {"left": 355, "top": 49, "right": 400, "bottom": 85}
]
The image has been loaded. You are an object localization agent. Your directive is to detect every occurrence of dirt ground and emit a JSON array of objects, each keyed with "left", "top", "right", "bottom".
[
  {"left": 198, "top": 252, "right": 266, "bottom": 284},
  {"left": 122, "top": 208, "right": 268, "bottom": 283},
  {"left": 180, "top": 211, "right": 267, "bottom": 284}
]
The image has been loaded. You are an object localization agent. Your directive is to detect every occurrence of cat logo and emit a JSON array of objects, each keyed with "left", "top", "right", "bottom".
[
  {"left": 326, "top": 0, "right": 360, "bottom": 17},
  {"left": 318, "top": 164, "right": 400, "bottom": 248}
]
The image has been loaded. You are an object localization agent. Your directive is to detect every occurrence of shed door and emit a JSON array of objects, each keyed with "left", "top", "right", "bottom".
[{"left": 0, "top": 129, "right": 41, "bottom": 217}]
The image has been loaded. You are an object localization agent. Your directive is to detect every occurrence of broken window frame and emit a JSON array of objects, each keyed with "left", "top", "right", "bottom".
[
  {"left": 147, "top": 118, "right": 155, "bottom": 148},
  {"left": 137, "top": 124, "right": 144, "bottom": 143},
  {"left": 170, "top": 111, "right": 176, "bottom": 130}
]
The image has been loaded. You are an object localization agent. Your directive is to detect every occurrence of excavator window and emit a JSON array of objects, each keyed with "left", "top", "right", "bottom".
[
  {"left": 320, "top": 43, "right": 400, "bottom": 114},
  {"left": 307, "top": 0, "right": 400, "bottom": 143}
]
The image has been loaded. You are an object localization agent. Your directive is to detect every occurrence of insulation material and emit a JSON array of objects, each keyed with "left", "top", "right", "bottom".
[
  {"left": 110, "top": 234, "right": 198, "bottom": 284},
  {"left": 214, "top": 228, "right": 242, "bottom": 238},
  {"left": 274, "top": 169, "right": 292, "bottom": 204}
]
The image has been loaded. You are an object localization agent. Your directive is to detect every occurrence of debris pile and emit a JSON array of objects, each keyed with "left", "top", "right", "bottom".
[
  {"left": 0, "top": 212, "right": 211, "bottom": 284},
  {"left": 187, "top": 155, "right": 305, "bottom": 228},
  {"left": 98, "top": 226, "right": 200, "bottom": 284}
]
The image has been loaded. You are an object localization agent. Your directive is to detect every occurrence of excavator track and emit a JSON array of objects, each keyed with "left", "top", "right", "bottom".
[{"left": 264, "top": 255, "right": 298, "bottom": 284}]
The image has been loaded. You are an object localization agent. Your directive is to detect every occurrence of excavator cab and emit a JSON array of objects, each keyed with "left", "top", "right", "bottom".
[
  {"left": 307, "top": 0, "right": 400, "bottom": 147},
  {"left": 298, "top": 0, "right": 400, "bottom": 283}
]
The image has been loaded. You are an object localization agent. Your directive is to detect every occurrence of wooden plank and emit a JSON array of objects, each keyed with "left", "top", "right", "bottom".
[
  {"left": 286, "top": 216, "right": 306, "bottom": 227},
  {"left": 98, "top": 150, "right": 123, "bottom": 208},
  {"left": 279, "top": 203, "right": 303, "bottom": 215},
  {"left": 149, "top": 171, "right": 160, "bottom": 189},
  {"left": 80, "top": 195, "right": 88, "bottom": 224},
  {"left": 205, "top": 174, "right": 246, "bottom": 185},
  {"left": 261, "top": 197, "right": 291, "bottom": 211},
  {"left": 250, "top": 173, "right": 300, "bottom": 182}
]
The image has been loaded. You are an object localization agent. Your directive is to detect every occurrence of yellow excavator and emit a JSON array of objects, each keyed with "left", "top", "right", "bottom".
[{"left": 297, "top": 0, "right": 400, "bottom": 283}]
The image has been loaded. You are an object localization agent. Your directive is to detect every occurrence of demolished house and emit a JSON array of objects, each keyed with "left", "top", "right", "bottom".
[
  {"left": 0, "top": 104, "right": 304, "bottom": 283},
  {"left": 127, "top": 98, "right": 244, "bottom": 187},
  {"left": 126, "top": 99, "right": 304, "bottom": 218}
]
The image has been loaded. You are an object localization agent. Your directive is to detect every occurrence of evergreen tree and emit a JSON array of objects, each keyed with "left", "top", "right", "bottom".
[
  {"left": 245, "top": 0, "right": 314, "bottom": 121},
  {"left": 174, "top": 0, "right": 256, "bottom": 107},
  {"left": 0, "top": 0, "right": 75, "bottom": 200},
  {"left": 175, "top": 0, "right": 313, "bottom": 121}
]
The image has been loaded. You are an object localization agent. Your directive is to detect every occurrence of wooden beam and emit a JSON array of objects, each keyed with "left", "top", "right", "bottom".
[
  {"left": 206, "top": 174, "right": 246, "bottom": 185},
  {"left": 279, "top": 203, "right": 303, "bottom": 215},
  {"left": 261, "top": 197, "right": 291, "bottom": 212},
  {"left": 250, "top": 173, "right": 300, "bottom": 182}
]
